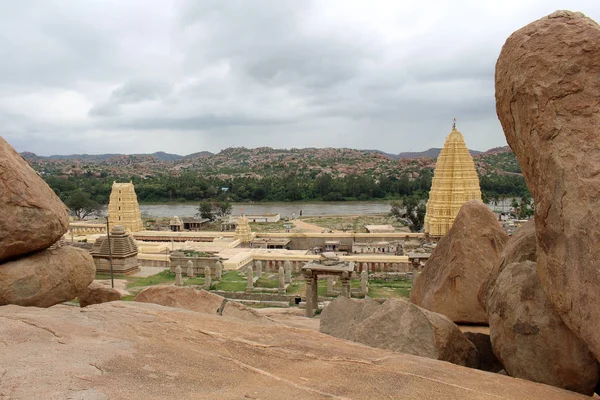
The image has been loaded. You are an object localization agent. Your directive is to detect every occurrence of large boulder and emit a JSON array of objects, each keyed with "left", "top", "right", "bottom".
[
  {"left": 78, "top": 281, "right": 122, "bottom": 308},
  {"left": 479, "top": 219, "right": 536, "bottom": 309},
  {"left": 134, "top": 285, "right": 269, "bottom": 323},
  {"left": 320, "top": 296, "right": 382, "bottom": 340},
  {"left": 321, "top": 297, "right": 478, "bottom": 368},
  {"left": 0, "top": 137, "right": 70, "bottom": 263},
  {"left": 487, "top": 260, "right": 599, "bottom": 395},
  {"left": 0, "top": 302, "right": 587, "bottom": 399},
  {"left": 410, "top": 200, "right": 508, "bottom": 323},
  {"left": 496, "top": 10, "right": 600, "bottom": 360},
  {"left": 0, "top": 245, "right": 95, "bottom": 307}
]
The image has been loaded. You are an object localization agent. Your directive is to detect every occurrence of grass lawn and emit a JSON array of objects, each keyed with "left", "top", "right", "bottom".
[
  {"left": 300, "top": 214, "right": 409, "bottom": 233},
  {"left": 94, "top": 270, "right": 412, "bottom": 300},
  {"left": 248, "top": 221, "right": 295, "bottom": 233}
]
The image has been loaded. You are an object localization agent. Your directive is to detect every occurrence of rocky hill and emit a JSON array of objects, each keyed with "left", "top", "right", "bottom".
[{"left": 22, "top": 145, "right": 518, "bottom": 180}]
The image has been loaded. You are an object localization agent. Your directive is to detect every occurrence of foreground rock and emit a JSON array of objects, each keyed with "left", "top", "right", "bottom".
[
  {"left": 488, "top": 260, "right": 599, "bottom": 395},
  {"left": 134, "top": 285, "right": 269, "bottom": 323},
  {"left": 411, "top": 200, "right": 508, "bottom": 323},
  {"left": 0, "top": 136, "right": 70, "bottom": 263},
  {"left": 0, "top": 245, "right": 95, "bottom": 307},
  {"left": 78, "top": 281, "right": 122, "bottom": 308},
  {"left": 496, "top": 10, "right": 600, "bottom": 361},
  {"left": 321, "top": 297, "right": 478, "bottom": 368},
  {"left": 479, "top": 219, "right": 536, "bottom": 309},
  {"left": 0, "top": 302, "right": 587, "bottom": 399}
]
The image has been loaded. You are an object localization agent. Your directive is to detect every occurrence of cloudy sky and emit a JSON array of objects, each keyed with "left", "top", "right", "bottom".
[{"left": 1, "top": 0, "right": 598, "bottom": 156}]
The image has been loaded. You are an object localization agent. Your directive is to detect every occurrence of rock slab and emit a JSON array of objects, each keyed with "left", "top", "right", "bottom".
[
  {"left": 496, "top": 10, "right": 600, "bottom": 361},
  {"left": 321, "top": 297, "right": 478, "bottom": 368},
  {"left": 0, "top": 136, "right": 70, "bottom": 262},
  {"left": 134, "top": 285, "right": 269, "bottom": 323},
  {"left": 0, "top": 245, "right": 95, "bottom": 307},
  {"left": 411, "top": 200, "right": 508, "bottom": 323},
  {"left": 487, "top": 260, "right": 599, "bottom": 395},
  {"left": 0, "top": 302, "right": 587, "bottom": 400},
  {"left": 78, "top": 281, "right": 123, "bottom": 308}
]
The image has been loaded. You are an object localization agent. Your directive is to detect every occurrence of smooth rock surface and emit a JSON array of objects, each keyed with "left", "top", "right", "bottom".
[
  {"left": 488, "top": 260, "right": 599, "bottom": 395},
  {"left": 0, "top": 136, "right": 70, "bottom": 262},
  {"left": 479, "top": 219, "right": 536, "bottom": 309},
  {"left": 319, "top": 296, "right": 382, "bottom": 340},
  {"left": 134, "top": 285, "right": 269, "bottom": 323},
  {"left": 0, "top": 245, "right": 95, "bottom": 307},
  {"left": 321, "top": 297, "right": 478, "bottom": 368},
  {"left": 411, "top": 200, "right": 508, "bottom": 323},
  {"left": 78, "top": 281, "right": 122, "bottom": 308},
  {"left": 0, "top": 302, "right": 588, "bottom": 399},
  {"left": 496, "top": 10, "right": 600, "bottom": 361}
]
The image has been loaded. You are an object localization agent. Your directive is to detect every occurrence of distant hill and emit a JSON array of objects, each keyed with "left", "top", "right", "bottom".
[
  {"left": 391, "top": 148, "right": 483, "bottom": 160},
  {"left": 21, "top": 151, "right": 192, "bottom": 161}
]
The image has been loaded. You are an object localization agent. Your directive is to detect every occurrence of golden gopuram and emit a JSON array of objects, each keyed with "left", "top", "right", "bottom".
[
  {"left": 108, "top": 182, "right": 144, "bottom": 233},
  {"left": 424, "top": 121, "right": 482, "bottom": 237}
]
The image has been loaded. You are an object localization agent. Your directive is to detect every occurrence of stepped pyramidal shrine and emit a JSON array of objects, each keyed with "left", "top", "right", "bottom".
[
  {"left": 107, "top": 182, "right": 144, "bottom": 233},
  {"left": 90, "top": 225, "right": 140, "bottom": 275},
  {"left": 424, "top": 121, "right": 482, "bottom": 236}
]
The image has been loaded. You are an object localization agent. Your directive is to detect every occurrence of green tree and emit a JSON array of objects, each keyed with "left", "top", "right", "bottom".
[
  {"left": 214, "top": 201, "right": 232, "bottom": 219},
  {"left": 197, "top": 201, "right": 214, "bottom": 221},
  {"left": 65, "top": 191, "right": 101, "bottom": 220},
  {"left": 403, "top": 196, "right": 426, "bottom": 232}
]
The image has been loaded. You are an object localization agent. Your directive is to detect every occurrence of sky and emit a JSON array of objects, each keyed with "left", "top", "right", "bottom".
[{"left": 1, "top": 0, "right": 599, "bottom": 156}]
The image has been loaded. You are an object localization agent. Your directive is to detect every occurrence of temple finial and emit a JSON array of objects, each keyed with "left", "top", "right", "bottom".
[{"left": 452, "top": 117, "right": 456, "bottom": 131}]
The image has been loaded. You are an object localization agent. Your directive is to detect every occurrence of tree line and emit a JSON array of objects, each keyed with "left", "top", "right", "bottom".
[{"left": 43, "top": 170, "right": 530, "bottom": 208}]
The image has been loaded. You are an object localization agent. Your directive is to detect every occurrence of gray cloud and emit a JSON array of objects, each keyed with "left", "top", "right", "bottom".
[{"left": 1, "top": 0, "right": 599, "bottom": 155}]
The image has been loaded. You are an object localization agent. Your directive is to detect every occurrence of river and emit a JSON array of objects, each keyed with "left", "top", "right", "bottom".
[{"left": 137, "top": 201, "right": 393, "bottom": 219}]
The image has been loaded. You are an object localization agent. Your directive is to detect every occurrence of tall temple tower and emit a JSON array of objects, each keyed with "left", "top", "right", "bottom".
[
  {"left": 108, "top": 182, "right": 144, "bottom": 233},
  {"left": 424, "top": 121, "right": 482, "bottom": 237}
]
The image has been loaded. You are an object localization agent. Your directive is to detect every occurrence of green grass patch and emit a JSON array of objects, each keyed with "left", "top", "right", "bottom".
[
  {"left": 255, "top": 277, "right": 279, "bottom": 289},
  {"left": 184, "top": 277, "right": 205, "bottom": 286},
  {"left": 126, "top": 270, "right": 175, "bottom": 289}
]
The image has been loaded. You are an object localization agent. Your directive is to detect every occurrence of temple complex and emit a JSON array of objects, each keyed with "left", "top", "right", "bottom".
[
  {"left": 424, "top": 121, "right": 482, "bottom": 237},
  {"left": 90, "top": 225, "right": 140, "bottom": 275},
  {"left": 108, "top": 182, "right": 144, "bottom": 233}
]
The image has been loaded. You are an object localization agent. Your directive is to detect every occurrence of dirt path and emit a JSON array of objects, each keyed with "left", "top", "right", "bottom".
[{"left": 292, "top": 219, "right": 339, "bottom": 233}]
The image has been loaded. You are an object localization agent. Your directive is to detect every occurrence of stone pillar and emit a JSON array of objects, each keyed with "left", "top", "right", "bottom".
[
  {"left": 175, "top": 265, "right": 183, "bottom": 286},
  {"left": 255, "top": 260, "right": 262, "bottom": 279},
  {"left": 204, "top": 266, "right": 212, "bottom": 290},
  {"left": 360, "top": 269, "right": 368, "bottom": 297},
  {"left": 278, "top": 266, "right": 285, "bottom": 294},
  {"left": 341, "top": 271, "right": 351, "bottom": 298},
  {"left": 186, "top": 260, "right": 194, "bottom": 278},
  {"left": 284, "top": 260, "right": 292, "bottom": 284},
  {"left": 215, "top": 260, "right": 223, "bottom": 280},
  {"left": 326, "top": 275, "right": 335, "bottom": 296},
  {"left": 304, "top": 269, "right": 315, "bottom": 317},
  {"left": 246, "top": 265, "right": 254, "bottom": 291}
]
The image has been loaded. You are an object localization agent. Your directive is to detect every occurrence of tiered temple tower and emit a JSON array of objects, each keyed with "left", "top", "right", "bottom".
[
  {"left": 90, "top": 225, "right": 139, "bottom": 275},
  {"left": 108, "top": 182, "right": 144, "bottom": 233},
  {"left": 234, "top": 216, "right": 253, "bottom": 243},
  {"left": 424, "top": 122, "right": 482, "bottom": 237}
]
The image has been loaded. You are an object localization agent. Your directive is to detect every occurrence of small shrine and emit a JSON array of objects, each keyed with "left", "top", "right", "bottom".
[
  {"left": 90, "top": 225, "right": 140, "bottom": 275},
  {"left": 234, "top": 216, "right": 253, "bottom": 243}
]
